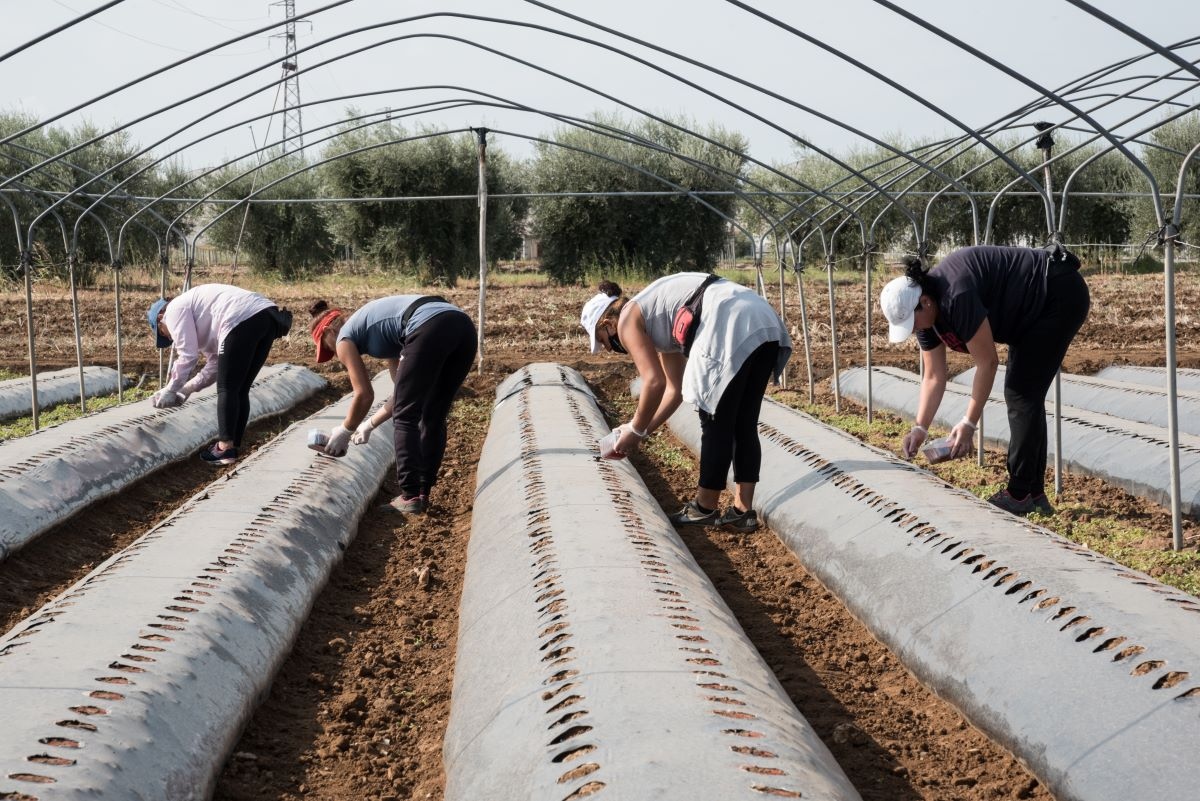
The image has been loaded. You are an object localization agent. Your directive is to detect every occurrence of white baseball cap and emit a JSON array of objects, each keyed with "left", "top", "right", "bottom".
[
  {"left": 879, "top": 276, "right": 923, "bottom": 343},
  {"left": 580, "top": 292, "right": 618, "bottom": 354}
]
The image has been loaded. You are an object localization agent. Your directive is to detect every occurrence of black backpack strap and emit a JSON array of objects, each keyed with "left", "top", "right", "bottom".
[
  {"left": 400, "top": 295, "right": 448, "bottom": 337},
  {"left": 684, "top": 274, "right": 721, "bottom": 306}
]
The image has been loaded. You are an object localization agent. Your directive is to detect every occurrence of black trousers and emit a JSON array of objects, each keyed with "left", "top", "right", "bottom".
[
  {"left": 1004, "top": 269, "right": 1090, "bottom": 498},
  {"left": 217, "top": 308, "right": 278, "bottom": 447},
  {"left": 392, "top": 311, "right": 477, "bottom": 497},
  {"left": 697, "top": 341, "right": 781, "bottom": 491}
]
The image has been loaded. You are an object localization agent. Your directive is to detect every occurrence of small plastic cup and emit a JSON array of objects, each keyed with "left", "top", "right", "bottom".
[
  {"left": 920, "top": 436, "right": 954, "bottom": 464},
  {"left": 598, "top": 429, "right": 623, "bottom": 459},
  {"left": 307, "top": 428, "right": 329, "bottom": 452}
]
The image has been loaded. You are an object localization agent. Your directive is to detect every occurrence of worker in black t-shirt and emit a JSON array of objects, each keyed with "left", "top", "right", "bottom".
[{"left": 879, "top": 245, "right": 1090, "bottom": 516}]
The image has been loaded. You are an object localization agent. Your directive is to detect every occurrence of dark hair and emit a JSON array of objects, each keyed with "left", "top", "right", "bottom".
[
  {"left": 595, "top": 280, "right": 627, "bottom": 324},
  {"left": 902, "top": 256, "right": 938, "bottom": 298},
  {"left": 598, "top": 279, "right": 622, "bottom": 298},
  {"left": 308, "top": 299, "right": 341, "bottom": 335}
]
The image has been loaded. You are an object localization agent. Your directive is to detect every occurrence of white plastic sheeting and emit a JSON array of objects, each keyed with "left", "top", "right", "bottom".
[
  {"left": 839, "top": 365, "right": 1200, "bottom": 515},
  {"left": 1095, "top": 364, "right": 1200, "bottom": 392},
  {"left": 952, "top": 365, "right": 1200, "bottom": 436},
  {"left": 445, "top": 363, "right": 862, "bottom": 801},
  {"left": 0, "top": 371, "right": 395, "bottom": 801},
  {"left": 665, "top": 396, "right": 1200, "bottom": 801},
  {"left": 0, "top": 363, "right": 326, "bottom": 563},
  {"left": 0, "top": 367, "right": 129, "bottom": 421}
]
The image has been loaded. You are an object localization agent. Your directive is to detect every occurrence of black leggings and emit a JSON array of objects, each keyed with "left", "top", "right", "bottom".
[
  {"left": 391, "top": 311, "right": 477, "bottom": 497},
  {"left": 1004, "top": 269, "right": 1090, "bottom": 498},
  {"left": 697, "top": 341, "right": 781, "bottom": 491},
  {"left": 217, "top": 308, "right": 278, "bottom": 447}
]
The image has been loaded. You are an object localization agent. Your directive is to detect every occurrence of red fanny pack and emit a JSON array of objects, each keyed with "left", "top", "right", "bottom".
[{"left": 671, "top": 274, "right": 721, "bottom": 356}]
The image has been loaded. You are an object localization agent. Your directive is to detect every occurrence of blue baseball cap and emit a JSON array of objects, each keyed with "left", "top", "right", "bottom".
[{"left": 147, "top": 298, "right": 171, "bottom": 348}]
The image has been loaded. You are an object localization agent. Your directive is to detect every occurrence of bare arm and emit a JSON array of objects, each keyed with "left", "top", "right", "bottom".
[
  {"left": 615, "top": 302, "right": 681, "bottom": 454},
  {"left": 963, "top": 318, "right": 999, "bottom": 425},
  {"left": 947, "top": 318, "right": 1000, "bottom": 456},
  {"left": 915, "top": 343, "right": 948, "bottom": 429},
  {"left": 336, "top": 338, "right": 375, "bottom": 430}
]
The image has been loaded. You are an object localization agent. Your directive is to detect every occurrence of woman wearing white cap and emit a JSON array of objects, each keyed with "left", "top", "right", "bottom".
[
  {"left": 878, "top": 245, "right": 1089, "bottom": 515},
  {"left": 580, "top": 274, "right": 791, "bottom": 532},
  {"left": 147, "top": 284, "right": 291, "bottom": 466}
]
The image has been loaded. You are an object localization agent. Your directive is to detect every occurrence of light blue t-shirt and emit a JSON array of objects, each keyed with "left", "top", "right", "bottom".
[{"left": 338, "top": 295, "right": 459, "bottom": 359}]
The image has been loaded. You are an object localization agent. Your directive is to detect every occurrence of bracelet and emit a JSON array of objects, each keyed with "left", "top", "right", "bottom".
[
  {"left": 628, "top": 422, "right": 649, "bottom": 438},
  {"left": 959, "top": 418, "right": 977, "bottom": 431},
  {"left": 911, "top": 424, "right": 927, "bottom": 435}
]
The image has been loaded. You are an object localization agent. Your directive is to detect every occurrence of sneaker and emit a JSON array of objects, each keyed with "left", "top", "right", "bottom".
[
  {"left": 1030, "top": 493, "right": 1056, "bottom": 516},
  {"left": 667, "top": 500, "right": 718, "bottom": 526},
  {"left": 382, "top": 494, "right": 426, "bottom": 514},
  {"left": 200, "top": 444, "right": 238, "bottom": 466},
  {"left": 988, "top": 489, "right": 1034, "bottom": 516},
  {"left": 717, "top": 507, "right": 760, "bottom": 533}
]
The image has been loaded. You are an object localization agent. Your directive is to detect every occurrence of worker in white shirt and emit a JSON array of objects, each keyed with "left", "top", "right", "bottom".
[{"left": 148, "top": 284, "right": 292, "bottom": 466}]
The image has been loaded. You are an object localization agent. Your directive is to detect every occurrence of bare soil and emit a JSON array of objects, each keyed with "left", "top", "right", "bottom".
[{"left": 1, "top": 268, "right": 1196, "bottom": 801}]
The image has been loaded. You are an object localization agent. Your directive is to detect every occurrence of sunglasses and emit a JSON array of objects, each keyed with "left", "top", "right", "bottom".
[{"left": 607, "top": 323, "right": 627, "bottom": 354}]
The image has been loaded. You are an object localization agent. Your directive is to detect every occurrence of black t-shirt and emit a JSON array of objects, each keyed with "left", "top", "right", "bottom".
[{"left": 916, "top": 246, "right": 1049, "bottom": 352}]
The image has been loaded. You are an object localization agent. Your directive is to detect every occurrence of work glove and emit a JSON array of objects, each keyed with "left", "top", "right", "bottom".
[
  {"left": 901, "top": 425, "right": 927, "bottom": 459},
  {"left": 151, "top": 389, "right": 183, "bottom": 409},
  {"left": 352, "top": 417, "right": 376, "bottom": 446},
  {"left": 615, "top": 423, "right": 646, "bottom": 456},
  {"left": 947, "top": 419, "right": 977, "bottom": 458},
  {"left": 324, "top": 424, "right": 353, "bottom": 457}
]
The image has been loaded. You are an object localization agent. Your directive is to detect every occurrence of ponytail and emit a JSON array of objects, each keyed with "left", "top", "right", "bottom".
[{"left": 901, "top": 256, "right": 937, "bottom": 298}]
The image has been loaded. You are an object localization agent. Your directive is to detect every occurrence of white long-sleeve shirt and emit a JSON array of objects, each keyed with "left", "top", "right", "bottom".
[{"left": 162, "top": 284, "right": 275, "bottom": 395}]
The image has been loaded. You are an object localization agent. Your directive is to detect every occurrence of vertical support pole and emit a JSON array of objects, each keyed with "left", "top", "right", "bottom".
[
  {"left": 827, "top": 255, "right": 841, "bottom": 413},
  {"left": 475, "top": 128, "right": 489, "bottom": 373},
  {"left": 1164, "top": 225, "right": 1184, "bottom": 550},
  {"left": 68, "top": 251, "right": 86, "bottom": 413},
  {"left": 158, "top": 251, "right": 169, "bottom": 387},
  {"left": 21, "top": 248, "right": 39, "bottom": 430},
  {"left": 1034, "top": 123, "right": 1063, "bottom": 497},
  {"left": 977, "top": 406, "right": 985, "bottom": 467},
  {"left": 794, "top": 268, "right": 814, "bottom": 405},
  {"left": 113, "top": 260, "right": 124, "bottom": 402},
  {"left": 864, "top": 249, "right": 874, "bottom": 424},
  {"left": 777, "top": 252, "right": 788, "bottom": 389}
]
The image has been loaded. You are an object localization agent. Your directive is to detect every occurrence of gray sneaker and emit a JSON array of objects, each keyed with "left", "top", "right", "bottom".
[
  {"left": 717, "top": 507, "right": 760, "bottom": 533},
  {"left": 988, "top": 489, "right": 1034, "bottom": 516},
  {"left": 1030, "top": 493, "right": 1056, "bottom": 516},
  {"left": 668, "top": 500, "right": 718, "bottom": 526}
]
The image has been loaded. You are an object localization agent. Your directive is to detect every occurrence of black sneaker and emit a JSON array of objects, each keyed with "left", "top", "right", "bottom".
[
  {"left": 200, "top": 444, "right": 238, "bottom": 466},
  {"left": 1030, "top": 493, "right": 1056, "bottom": 516},
  {"left": 988, "top": 489, "right": 1034, "bottom": 516},
  {"left": 667, "top": 500, "right": 718, "bottom": 526},
  {"left": 717, "top": 507, "right": 760, "bottom": 533}
]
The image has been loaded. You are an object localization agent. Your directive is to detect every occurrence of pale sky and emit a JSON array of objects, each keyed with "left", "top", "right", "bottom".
[{"left": 2, "top": 0, "right": 1198, "bottom": 174}]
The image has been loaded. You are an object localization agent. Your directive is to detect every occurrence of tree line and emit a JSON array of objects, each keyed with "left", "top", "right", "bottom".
[{"left": 0, "top": 110, "right": 1196, "bottom": 286}]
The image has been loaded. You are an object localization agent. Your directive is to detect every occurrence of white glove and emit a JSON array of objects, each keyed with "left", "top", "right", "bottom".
[
  {"left": 324, "top": 424, "right": 353, "bottom": 457},
  {"left": 947, "top": 419, "right": 977, "bottom": 458},
  {"left": 901, "top": 425, "right": 927, "bottom": 459},
  {"left": 352, "top": 417, "right": 376, "bottom": 445},
  {"left": 152, "top": 389, "right": 183, "bottom": 409}
]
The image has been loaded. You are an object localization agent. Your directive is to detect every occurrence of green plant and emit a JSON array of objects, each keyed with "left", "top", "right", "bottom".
[{"left": 0, "top": 384, "right": 154, "bottom": 441}]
